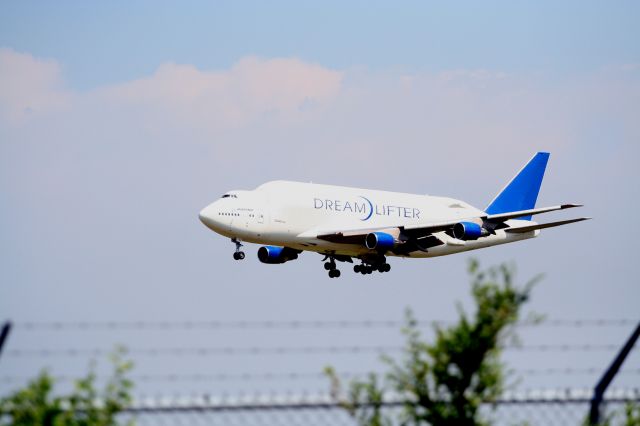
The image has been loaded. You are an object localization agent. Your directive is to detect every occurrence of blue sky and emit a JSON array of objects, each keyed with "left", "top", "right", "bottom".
[
  {"left": 1, "top": 1, "right": 639, "bottom": 398},
  {"left": 1, "top": 1, "right": 638, "bottom": 89}
]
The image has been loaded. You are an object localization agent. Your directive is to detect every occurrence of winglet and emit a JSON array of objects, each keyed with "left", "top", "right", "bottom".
[{"left": 485, "top": 152, "right": 550, "bottom": 220}]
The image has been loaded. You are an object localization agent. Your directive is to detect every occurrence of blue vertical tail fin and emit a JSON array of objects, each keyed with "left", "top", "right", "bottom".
[{"left": 485, "top": 152, "right": 550, "bottom": 220}]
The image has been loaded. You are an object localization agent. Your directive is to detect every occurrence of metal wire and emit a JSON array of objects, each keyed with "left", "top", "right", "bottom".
[
  {"left": 11, "top": 318, "right": 637, "bottom": 331},
  {"left": 5, "top": 343, "right": 634, "bottom": 358},
  {"left": 2, "top": 368, "right": 639, "bottom": 384}
]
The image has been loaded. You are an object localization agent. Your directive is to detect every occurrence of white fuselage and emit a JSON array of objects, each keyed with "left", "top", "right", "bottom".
[{"left": 198, "top": 181, "right": 539, "bottom": 259}]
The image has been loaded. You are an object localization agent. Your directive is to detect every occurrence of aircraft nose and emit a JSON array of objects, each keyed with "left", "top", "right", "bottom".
[{"left": 199, "top": 202, "right": 219, "bottom": 229}]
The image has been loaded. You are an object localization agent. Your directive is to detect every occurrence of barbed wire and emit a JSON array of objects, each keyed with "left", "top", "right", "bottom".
[
  {"left": 10, "top": 319, "right": 637, "bottom": 331},
  {"left": 513, "top": 367, "right": 640, "bottom": 376},
  {"left": 2, "top": 368, "right": 639, "bottom": 384},
  {"left": 5, "top": 343, "right": 636, "bottom": 358}
]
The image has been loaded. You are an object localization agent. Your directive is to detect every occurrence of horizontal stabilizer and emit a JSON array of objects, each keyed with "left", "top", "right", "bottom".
[
  {"left": 505, "top": 217, "right": 591, "bottom": 233},
  {"left": 485, "top": 204, "right": 583, "bottom": 222}
]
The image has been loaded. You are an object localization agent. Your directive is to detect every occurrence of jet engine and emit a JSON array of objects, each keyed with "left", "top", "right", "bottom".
[
  {"left": 365, "top": 232, "right": 397, "bottom": 251},
  {"left": 452, "top": 221, "right": 488, "bottom": 240},
  {"left": 257, "top": 246, "right": 300, "bottom": 264}
]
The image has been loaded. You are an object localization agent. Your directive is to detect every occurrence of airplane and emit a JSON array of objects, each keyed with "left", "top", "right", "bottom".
[{"left": 199, "top": 152, "right": 589, "bottom": 278}]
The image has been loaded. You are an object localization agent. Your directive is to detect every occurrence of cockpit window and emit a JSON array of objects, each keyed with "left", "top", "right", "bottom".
[{"left": 221, "top": 194, "right": 238, "bottom": 199}]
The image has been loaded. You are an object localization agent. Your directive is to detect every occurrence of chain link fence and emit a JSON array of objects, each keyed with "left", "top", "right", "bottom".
[{"left": 114, "top": 390, "right": 640, "bottom": 426}]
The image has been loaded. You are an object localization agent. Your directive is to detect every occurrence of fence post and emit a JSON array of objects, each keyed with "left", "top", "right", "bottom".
[
  {"left": 0, "top": 321, "right": 12, "bottom": 360},
  {"left": 589, "top": 321, "right": 640, "bottom": 425}
]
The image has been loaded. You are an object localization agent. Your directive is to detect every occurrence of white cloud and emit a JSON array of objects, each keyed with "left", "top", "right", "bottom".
[
  {"left": 93, "top": 56, "right": 343, "bottom": 128},
  {"left": 1, "top": 47, "right": 638, "bottom": 194},
  {"left": 0, "top": 48, "right": 71, "bottom": 124},
  {"left": 0, "top": 48, "right": 343, "bottom": 129}
]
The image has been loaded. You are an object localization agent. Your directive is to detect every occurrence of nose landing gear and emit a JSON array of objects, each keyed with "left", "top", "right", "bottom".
[{"left": 232, "top": 238, "right": 245, "bottom": 260}]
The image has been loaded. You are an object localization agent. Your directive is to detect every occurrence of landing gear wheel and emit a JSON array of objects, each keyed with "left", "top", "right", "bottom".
[
  {"left": 353, "top": 265, "right": 361, "bottom": 273},
  {"left": 322, "top": 255, "right": 339, "bottom": 276},
  {"left": 377, "top": 263, "right": 390, "bottom": 273},
  {"left": 231, "top": 238, "right": 244, "bottom": 260},
  {"left": 361, "top": 266, "right": 372, "bottom": 275}
]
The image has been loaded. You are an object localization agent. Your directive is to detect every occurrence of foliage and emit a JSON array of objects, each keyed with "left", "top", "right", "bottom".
[
  {"left": 326, "top": 259, "right": 539, "bottom": 426},
  {"left": 0, "top": 347, "right": 134, "bottom": 426},
  {"left": 621, "top": 402, "right": 640, "bottom": 426},
  {"left": 592, "top": 402, "right": 640, "bottom": 426}
]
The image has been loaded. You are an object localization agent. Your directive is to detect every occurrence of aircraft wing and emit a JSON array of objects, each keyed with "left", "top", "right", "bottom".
[
  {"left": 401, "top": 203, "right": 582, "bottom": 234},
  {"left": 401, "top": 204, "right": 585, "bottom": 237},
  {"left": 316, "top": 204, "right": 585, "bottom": 248}
]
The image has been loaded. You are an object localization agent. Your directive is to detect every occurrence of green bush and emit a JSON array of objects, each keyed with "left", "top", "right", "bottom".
[
  {"left": 326, "top": 260, "right": 539, "bottom": 426},
  {"left": 0, "top": 347, "right": 134, "bottom": 426}
]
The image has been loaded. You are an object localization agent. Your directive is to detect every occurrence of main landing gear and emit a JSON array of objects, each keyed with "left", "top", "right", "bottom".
[
  {"left": 232, "top": 238, "right": 245, "bottom": 260},
  {"left": 323, "top": 257, "right": 341, "bottom": 278},
  {"left": 321, "top": 254, "right": 391, "bottom": 277},
  {"left": 353, "top": 258, "right": 391, "bottom": 275}
]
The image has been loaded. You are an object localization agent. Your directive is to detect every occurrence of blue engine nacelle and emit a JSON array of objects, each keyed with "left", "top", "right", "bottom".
[
  {"left": 365, "top": 232, "right": 396, "bottom": 251},
  {"left": 452, "top": 221, "right": 486, "bottom": 240},
  {"left": 257, "top": 246, "right": 300, "bottom": 264}
]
